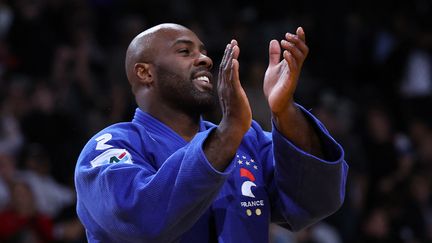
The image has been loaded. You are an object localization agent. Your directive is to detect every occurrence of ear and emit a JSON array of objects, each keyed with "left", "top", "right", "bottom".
[{"left": 134, "top": 63, "right": 153, "bottom": 85}]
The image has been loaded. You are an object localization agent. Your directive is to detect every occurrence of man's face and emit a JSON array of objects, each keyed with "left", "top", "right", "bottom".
[{"left": 151, "top": 27, "right": 216, "bottom": 113}]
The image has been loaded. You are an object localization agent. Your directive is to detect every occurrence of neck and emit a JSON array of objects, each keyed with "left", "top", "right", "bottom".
[{"left": 139, "top": 100, "right": 201, "bottom": 142}]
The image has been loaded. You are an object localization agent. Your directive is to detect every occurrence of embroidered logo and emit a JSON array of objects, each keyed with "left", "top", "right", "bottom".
[
  {"left": 240, "top": 168, "right": 256, "bottom": 198},
  {"left": 90, "top": 149, "right": 133, "bottom": 167},
  {"left": 237, "top": 154, "right": 264, "bottom": 216}
]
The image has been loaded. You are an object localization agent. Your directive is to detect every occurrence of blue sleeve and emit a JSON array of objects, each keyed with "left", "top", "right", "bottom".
[
  {"left": 75, "top": 126, "right": 233, "bottom": 242},
  {"left": 262, "top": 104, "right": 348, "bottom": 231}
]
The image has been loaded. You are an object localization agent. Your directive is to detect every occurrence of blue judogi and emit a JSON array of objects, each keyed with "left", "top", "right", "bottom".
[{"left": 75, "top": 105, "right": 348, "bottom": 243}]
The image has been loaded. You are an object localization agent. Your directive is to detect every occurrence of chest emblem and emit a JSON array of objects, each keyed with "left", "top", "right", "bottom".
[
  {"left": 240, "top": 168, "right": 256, "bottom": 198},
  {"left": 236, "top": 154, "right": 264, "bottom": 216}
]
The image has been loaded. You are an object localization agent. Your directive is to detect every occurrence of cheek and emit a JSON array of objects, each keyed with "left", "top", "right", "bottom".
[
  {"left": 155, "top": 69, "right": 191, "bottom": 97},
  {"left": 158, "top": 60, "right": 192, "bottom": 80},
  {"left": 159, "top": 60, "right": 192, "bottom": 79}
]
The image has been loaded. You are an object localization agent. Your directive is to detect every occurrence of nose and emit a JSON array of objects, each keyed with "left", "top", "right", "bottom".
[{"left": 195, "top": 53, "right": 213, "bottom": 70}]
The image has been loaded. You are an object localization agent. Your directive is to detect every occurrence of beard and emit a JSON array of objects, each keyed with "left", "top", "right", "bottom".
[{"left": 155, "top": 65, "right": 217, "bottom": 114}]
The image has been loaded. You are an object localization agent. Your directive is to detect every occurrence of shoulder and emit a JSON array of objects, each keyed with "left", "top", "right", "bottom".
[
  {"left": 77, "top": 122, "right": 147, "bottom": 169},
  {"left": 85, "top": 122, "right": 141, "bottom": 150}
]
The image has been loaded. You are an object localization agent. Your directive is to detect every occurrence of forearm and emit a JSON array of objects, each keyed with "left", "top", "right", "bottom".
[
  {"left": 206, "top": 39, "right": 251, "bottom": 171},
  {"left": 76, "top": 135, "right": 230, "bottom": 242},
  {"left": 273, "top": 103, "right": 323, "bottom": 157},
  {"left": 270, "top": 115, "right": 348, "bottom": 230}
]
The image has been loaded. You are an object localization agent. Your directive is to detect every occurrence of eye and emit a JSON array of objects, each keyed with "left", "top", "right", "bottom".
[{"left": 178, "top": 49, "right": 190, "bottom": 55}]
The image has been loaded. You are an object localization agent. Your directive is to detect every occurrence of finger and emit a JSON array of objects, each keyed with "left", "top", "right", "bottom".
[
  {"left": 220, "top": 43, "right": 234, "bottom": 81},
  {"left": 230, "top": 39, "right": 238, "bottom": 59},
  {"left": 284, "top": 33, "right": 308, "bottom": 55},
  {"left": 283, "top": 51, "right": 298, "bottom": 94},
  {"left": 224, "top": 46, "right": 234, "bottom": 82},
  {"left": 268, "top": 39, "right": 281, "bottom": 66},
  {"left": 231, "top": 59, "right": 240, "bottom": 87},
  {"left": 219, "top": 43, "right": 231, "bottom": 78},
  {"left": 232, "top": 42, "right": 240, "bottom": 60},
  {"left": 284, "top": 50, "right": 298, "bottom": 74},
  {"left": 296, "top": 27, "right": 306, "bottom": 43},
  {"left": 231, "top": 39, "right": 238, "bottom": 46},
  {"left": 226, "top": 45, "right": 234, "bottom": 69},
  {"left": 230, "top": 44, "right": 240, "bottom": 81},
  {"left": 220, "top": 44, "right": 231, "bottom": 70},
  {"left": 281, "top": 40, "right": 304, "bottom": 63}
]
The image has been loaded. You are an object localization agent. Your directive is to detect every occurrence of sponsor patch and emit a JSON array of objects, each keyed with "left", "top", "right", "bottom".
[{"left": 90, "top": 149, "right": 133, "bottom": 167}]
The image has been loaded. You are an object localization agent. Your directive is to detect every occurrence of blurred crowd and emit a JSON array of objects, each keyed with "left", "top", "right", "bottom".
[{"left": 0, "top": 0, "right": 431, "bottom": 242}]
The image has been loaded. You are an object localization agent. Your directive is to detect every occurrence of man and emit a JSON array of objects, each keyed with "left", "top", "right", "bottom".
[{"left": 75, "top": 23, "right": 348, "bottom": 243}]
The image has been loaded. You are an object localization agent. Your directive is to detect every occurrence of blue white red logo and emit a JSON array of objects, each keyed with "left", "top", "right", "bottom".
[
  {"left": 90, "top": 149, "right": 133, "bottom": 167},
  {"left": 237, "top": 154, "right": 264, "bottom": 216},
  {"left": 240, "top": 168, "right": 256, "bottom": 198}
]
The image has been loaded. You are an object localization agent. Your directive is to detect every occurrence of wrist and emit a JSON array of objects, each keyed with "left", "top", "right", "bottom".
[
  {"left": 203, "top": 126, "right": 245, "bottom": 171},
  {"left": 272, "top": 102, "right": 298, "bottom": 129},
  {"left": 219, "top": 117, "right": 250, "bottom": 137},
  {"left": 216, "top": 124, "right": 245, "bottom": 148}
]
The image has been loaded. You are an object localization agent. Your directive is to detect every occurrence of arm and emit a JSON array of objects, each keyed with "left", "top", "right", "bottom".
[
  {"left": 75, "top": 128, "right": 231, "bottom": 242},
  {"left": 204, "top": 40, "right": 252, "bottom": 171},
  {"left": 261, "top": 28, "right": 348, "bottom": 230},
  {"left": 263, "top": 27, "right": 322, "bottom": 157},
  {"left": 269, "top": 109, "right": 348, "bottom": 231}
]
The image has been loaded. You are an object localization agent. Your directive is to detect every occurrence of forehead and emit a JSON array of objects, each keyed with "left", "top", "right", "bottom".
[{"left": 153, "top": 26, "right": 203, "bottom": 48}]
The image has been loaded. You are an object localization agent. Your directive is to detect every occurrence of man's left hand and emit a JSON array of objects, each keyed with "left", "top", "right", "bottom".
[{"left": 263, "top": 27, "right": 308, "bottom": 115}]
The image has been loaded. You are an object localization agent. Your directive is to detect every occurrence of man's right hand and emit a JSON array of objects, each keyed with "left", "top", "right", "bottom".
[
  {"left": 203, "top": 40, "right": 252, "bottom": 171},
  {"left": 218, "top": 40, "right": 252, "bottom": 137}
]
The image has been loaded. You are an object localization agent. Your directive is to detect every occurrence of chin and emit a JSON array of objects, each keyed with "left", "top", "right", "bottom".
[
  {"left": 193, "top": 99, "right": 217, "bottom": 113},
  {"left": 182, "top": 95, "right": 217, "bottom": 114}
]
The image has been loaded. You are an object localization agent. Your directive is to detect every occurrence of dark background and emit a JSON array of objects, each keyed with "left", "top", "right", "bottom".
[{"left": 0, "top": 0, "right": 431, "bottom": 242}]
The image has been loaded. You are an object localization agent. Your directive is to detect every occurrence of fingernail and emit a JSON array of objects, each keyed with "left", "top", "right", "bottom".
[{"left": 297, "top": 27, "right": 303, "bottom": 34}]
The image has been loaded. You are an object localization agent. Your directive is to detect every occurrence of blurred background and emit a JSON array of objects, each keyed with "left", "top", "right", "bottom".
[{"left": 0, "top": 0, "right": 431, "bottom": 242}]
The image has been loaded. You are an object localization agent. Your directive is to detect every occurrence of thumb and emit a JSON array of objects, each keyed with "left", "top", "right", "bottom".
[{"left": 268, "top": 39, "right": 281, "bottom": 66}]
